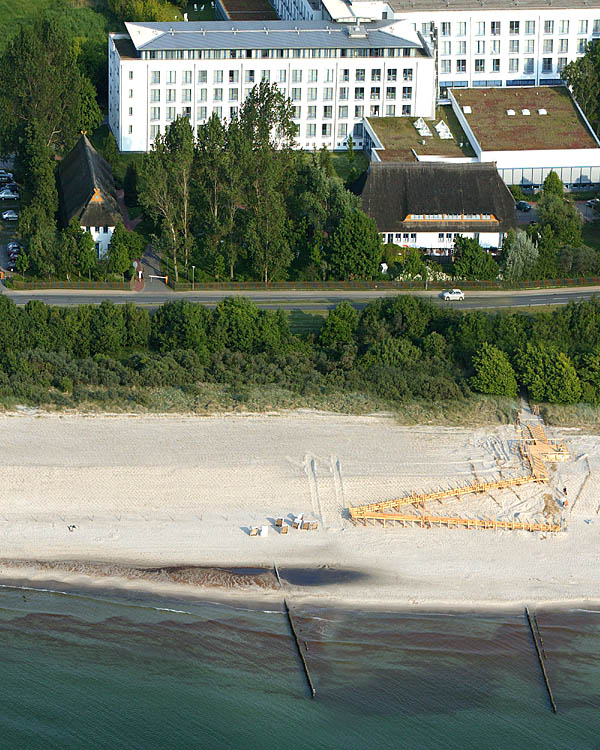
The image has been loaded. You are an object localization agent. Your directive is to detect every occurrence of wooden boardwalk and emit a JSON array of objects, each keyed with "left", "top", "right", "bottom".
[{"left": 354, "top": 512, "right": 562, "bottom": 533}]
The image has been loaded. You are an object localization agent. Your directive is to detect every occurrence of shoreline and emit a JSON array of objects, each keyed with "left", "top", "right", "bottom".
[{"left": 2, "top": 560, "right": 600, "bottom": 617}]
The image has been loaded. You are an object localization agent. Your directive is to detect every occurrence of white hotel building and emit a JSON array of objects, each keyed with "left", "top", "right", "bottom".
[
  {"left": 108, "top": 20, "right": 436, "bottom": 152},
  {"left": 277, "top": 0, "right": 600, "bottom": 93}
]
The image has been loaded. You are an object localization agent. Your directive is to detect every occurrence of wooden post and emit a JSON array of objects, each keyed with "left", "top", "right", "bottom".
[{"left": 525, "top": 607, "right": 557, "bottom": 713}]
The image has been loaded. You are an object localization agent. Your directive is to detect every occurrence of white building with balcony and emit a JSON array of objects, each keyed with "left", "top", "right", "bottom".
[{"left": 108, "top": 19, "right": 435, "bottom": 152}]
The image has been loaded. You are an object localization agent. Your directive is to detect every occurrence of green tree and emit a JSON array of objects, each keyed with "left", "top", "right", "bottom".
[
  {"left": 503, "top": 230, "right": 539, "bottom": 282},
  {"left": 0, "top": 18, "right": 101, "bottom": 158},
  {"left": 516, "top": 343, "right": 582, "bottom": 403},
  {"left": 107, "top": 222, "right": 134, "bottom": 277},
  {"left": 561, "top": 53, "right": 600, "bottom": 130},
  {"left": 90, "top": 300, "right": 125, "bottom": 356},
  {"left": 536, "top": 193, "right": 583, "bottom": 247},
  {"left": 104, "top": 131, "right": 120, "bottom": 174},
  {"left": 124, "top": 162, "right": 139, "bottom": 207},
  {"left": 452, "top": 236, "right": 499, "bottom": 280},
  {"left": 211, "top": 297, "right": 261, "bottom": 353},
  {"left": 150, "top": 299, "right": 211, "bottom": 357},
  {"left": 319, "top": 301, "right": 358, "bottom": 352},
  {"left": 541, "top": 170, "right": 564, "bottom": 196},
  {"left": 470, "top": 343, "right": 518, "bottom": 397},
  {"left": 326, "top": 210, "right": 383, "bottom": 280}
]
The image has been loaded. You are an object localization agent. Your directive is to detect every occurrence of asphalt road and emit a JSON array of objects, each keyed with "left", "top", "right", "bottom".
[{"left": 1, "top": 284, "right": 599, "bottom": 311}]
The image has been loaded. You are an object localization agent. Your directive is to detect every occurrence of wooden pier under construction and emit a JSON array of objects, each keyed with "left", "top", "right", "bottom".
[{"left": 349, "top": 423, "right": 569, "bottom": 534}]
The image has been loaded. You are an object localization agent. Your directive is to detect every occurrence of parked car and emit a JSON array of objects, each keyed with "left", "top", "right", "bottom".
[
  {"left": 3, "top": 182, "right": 18, "bottom": 192},
  {"left": 2, "top": 210, "right": 18, "bottom": 221},
  {"left": 6, "top": 260, "right": 17, "bottom": 272},
  {"left": 586, "top": 198, "right": 600, "bottom": 209},
  {"left": 441, "top": 289, "right": 465, "bottom": 301},
  {"left": 516, "top": 201, "right": 532, "bottom": 212},
  {"left": 0, "top": 191, "right": 19, "bottom": 200},
  {"left": 0, "top": 171, "right": 13, "bottom": 183},
  {"left": 7, "top": 240, "right": 21, "bottom": 251}
]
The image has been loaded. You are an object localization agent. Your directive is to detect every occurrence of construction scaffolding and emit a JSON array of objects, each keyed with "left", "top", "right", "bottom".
[{"left": 349, "top": 426, "right": 569, "bottom": 533}]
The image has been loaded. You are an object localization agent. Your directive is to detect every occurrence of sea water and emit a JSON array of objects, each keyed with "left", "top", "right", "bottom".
[{"left": 1, "top": 585, "right": 599, "bottom": 750}]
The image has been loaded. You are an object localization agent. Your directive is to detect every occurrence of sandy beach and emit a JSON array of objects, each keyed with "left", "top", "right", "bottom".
[{"left": 0, "top": 411, "right": 598, "bottom": 611}]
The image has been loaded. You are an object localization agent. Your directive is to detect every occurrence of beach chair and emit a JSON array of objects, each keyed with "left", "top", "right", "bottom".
[
  {"left": 311, "top": 521, "right": 318, "bottom": 531},
  {"left": 292, "top": 518, "right": 300, "bottom": 529},
  {"left": 302, "top": 521, "right": 310, "bottom": 530},
  {"left": 250, "top": 527, "right": 259, "bottom": 537},
  {"left": 276, "top": 518, "right": 283, "bottom": 527},
  {"left": 281, "top": 524, "right": 288, "bottom": 535}
]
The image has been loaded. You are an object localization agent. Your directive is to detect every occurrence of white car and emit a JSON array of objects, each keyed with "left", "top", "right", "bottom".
[
  {"left": 0, "top": 191, "right": 18, "bottom": 200},
  {"left": 2, "top": 210, "right": 18, "bottom": 221},
  {"left": 442, "top": 289, "right": 465, "bottom": 301}
]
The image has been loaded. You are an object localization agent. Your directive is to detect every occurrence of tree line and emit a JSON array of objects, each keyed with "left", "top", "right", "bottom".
[{"left": 1, "top": 294, "right": 600, "bottom": 407}]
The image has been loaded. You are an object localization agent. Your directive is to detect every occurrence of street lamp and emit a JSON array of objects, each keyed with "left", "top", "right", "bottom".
[{"left": 192, "top": 265, "right": 195, "bottom": 291}]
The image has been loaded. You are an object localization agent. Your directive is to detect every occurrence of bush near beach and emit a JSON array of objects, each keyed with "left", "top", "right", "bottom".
[{"left": 0, "top": 295, "right": 599, "bottom": 419}]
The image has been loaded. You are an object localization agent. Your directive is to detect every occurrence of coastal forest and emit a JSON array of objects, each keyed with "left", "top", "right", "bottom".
[{"left": 0, "top": 295, "right": 599, "bottom": 417}]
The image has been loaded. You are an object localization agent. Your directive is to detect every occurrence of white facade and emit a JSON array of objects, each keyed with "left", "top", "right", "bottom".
[
  {"left": 83, "top": 225, "right": 114, "bottom": 258},
  {"left": 382, "top": 229, "right": 502, "bottom": 254},
  {"left": 310, "top": 0, "right": 600, "bottom": 92},
  {"left": 108, "top": 20, "right": 435, "bottom": 153}
]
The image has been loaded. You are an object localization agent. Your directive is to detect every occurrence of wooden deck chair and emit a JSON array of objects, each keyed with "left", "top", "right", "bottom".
[
  {"left": 302, "top": 521, "right": 310, "bottom": 530},
  {"left": 250, "top": 527, "right": 259, "bottom": 537},
  {"left": 281, "top": 524, "right": 288, "bottom": 534},
  {"left": 311, "top": 521, "right": 318, "bottom": 530},
  {"left": 276, "top": 518, "right": 283, "bottom": 527}
]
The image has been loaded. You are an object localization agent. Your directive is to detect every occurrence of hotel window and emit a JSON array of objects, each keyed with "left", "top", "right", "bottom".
[
  {"left": 440, "top": 59, "right": 451, "bottom": 73},
  {"left": 308, "top": 87, "right": 317, "bottom": 101},
  {"left": 292, "top": 69, "right": 302, "bottom": 82},
  {"left": 197, "top": 70, "right": 207, "bottom": 83},
  {"left": 150, "top": 107, "right": 160, "bottom": 121},
  {"left": 339, "top": 87, "right": 349, "bottom": 100},
  {"left": 325, "top": 69, "right": 334, "bottom": 82},
  {"left": 594, "top": 20, "right": 600, "bottom": 33},
  {"left": 387, "top": 68, "right": 397, "bottom": 81},
  {"left": 526, "top": 20, "right": 535, "bottom": 34},
  {"left": 509, "top": 40, "right": 519, "bottom": 53},
  {"left": 476, "top": 41, "right": 485, "bottom": 54},
  {"left": 355, "top": 86, "right": 364, "bottom": 99},
  {"left": 196, "top": 106, "right": 206, "bottom": 120},
  {"left": 474, "top": 59, "right": 485, "bottom": 72},
  {"left": 403, "top": 68, "right": 413, "bottom": 81},
  {"left": 339, "top": 105, "right": 348, "bottom": 118},
  {"left": 402, "top": 86, "right": 412, "bottom": 99},
  {"left": 457, "top": 41, "right": 466, "bottom": 54},
  {"left": 476, "top": 22, "right": 485, "bottom": 35},
  {"left": 214, "top": 70, "right": 223, "bottom": 83},
  {"left": 526, "top": 39, "right": 535, "bottom": 53},
  {"left": 150, "top": 125, "right": 160, "bottom": 139},
  {"left": 128, "top": 69, "right": 134, "bottom": 79},
  {"left": 386, "top": 86, "right": 396, "bottom": 99},
  {"left": 183, "top": 71, "right": 192, "bottom": 84},
  {"left": 355, "top": 105, "right": 364, "bottom": 117},
  {"left": 442, "top": 41, "right": 451, "bottom": 55},
  {"left": 510, "top": 20, "right": 520, "bottom": 34},
  {"left": 307, "top": 105, "right": 316, "bottom": 119},
  {"left": 543, "top": 39, "right": 554, "bottom": 53},
  {"left": 168, "top": 71, "right": 176, "bottom": 84},
  {"left": 578, "top": 38, "right": 587, "bottom": 52},
  {"left": 128, "top": 125, "right": 132, "bottom": 134},
  {"left": 292, "top": 106, "right": 301, "bottom": 119},
  {"left": 410, "top": 233, "right": 416, "bottom": 242},
  {"left": 457, "top": 22, "right": 466, "bottom": 36},
  {"left": 167, "top": 89, "right": 176, "bottom": 102},
  {"left": 509, "top": 58, "right": 519, "bottom": 72},
  {"left": 182, "top": 89, "right": 191, "bottom": 102},
  {"left": 213, "top": 88, "right": 222, "bottom": 101},
  {"left": 559, "top": 38, "right": 569, "bottom": 52},
  {"left": 309, "top": 69, "right": 318, "bottom": 82},
  {"left": 228, "top": 88, "right": 238, "bottom": 101},
  {"left": 492, "top": 59, "right": 500, "bottom": 71},
  {"left": 559, "top": 20, "right": 569, "bottom": 34},
  {"left": 542, "top": 58, "right": 553, "bottom": 72},
  {"left": 456, "top": 59, "right": 466, "bottom": 73},
  {"left": 441, "top": 22, "right": 451, "bottom": 36},
  {"left": 323, "top": 87, "right": 334, "bottom": 100},
  {"left": 321, "top": 123, "right": 331, "bottom": 136},
  {"left": 323, "top": 105, "right": 332, "bottom": 119},
  {"left": 128, "top": 89, "right": 133, "bottom": 98},
  {"left": 385, "top": 104, "right": 396, "bottom": 116},
  {"left": 337, "top": 123, "right": 347, "bottom": 138},
  {"left": 228, "top": 70, "right": 239, "bottom": 83},
  {"left": 371, "top": 69, "right": 381, "bottom": 81},
  {"left": 229, "top": 106, "right": 238, "bottom": 118},
  {"left": 491, "top": 21, "right": 501, "bottom": 35},
  {"left": 524, "top": 58, "right": 534, "bottom": 73},
  {"left": 261, "top": 70, "right": 270, "bottom": 82},
  {"left": 151, "top": 71, "right": 160, "bottom": 84},
  {"left": 182, "top": 106, "right": 191, "bottom": 118},
  {"left": 245, "top": 70, "right": 255, "bottom": 83},
  {"left": 491, "top": 40, "right": 500, "bottom": 54},
  {"left": 213, "top": 106, "right": 222, "bottom": 118},
  {"left": 291, "top": 88, "right": 301, "bottom": 101},
  {"left": 341, "top": 68, "right": 350, "bottom": 81},
  {"left": 199, "top": 88, "right": 207, "bottom": 101},
  {"left": 438, "top": 233, "right": 445, "bottom": 242},
  {"left": 128, "top": 107, "right": 133, "bottom": 116},
  {"left": 370, "top": 104, "right": 380, "bottom": 117},
  {"left": 356, "top": 69, "right": 365, "bottom": 81},
  {"left": 544, "top": 20, "right": 554, "bottom": 34},
  {"left": 306, "top": 123, "right": 316, "bottom": 137},
  {"left": 557, "top": 57, "right": 568, "bottom": 71},
  {"left": 150, "top": 89, "right": 160, "bottom": 102},
  {"left": 370, "top": 87, "right": 380, "bottom": 99},
  {"left": 167, "top": 107, "right": 176, "bottom": 120},
  {"left": 579, "top": 20, "right": 589, "bottom": 33}
]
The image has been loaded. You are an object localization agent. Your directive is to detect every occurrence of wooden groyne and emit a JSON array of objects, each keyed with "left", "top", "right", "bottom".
[
  {"left": 533, "top": 613, "right": 547, "bottom": 659},
  {"left": 284, "top": 598, "right": 316, "bottom": 699},
  {"left": 525, "top": 607, "right": 557, "bottom": 713}
]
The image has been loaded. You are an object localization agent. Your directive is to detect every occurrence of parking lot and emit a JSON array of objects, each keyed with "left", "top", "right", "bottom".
[{"left": 0, "top": 198, "right": 19, "bottom": 276}]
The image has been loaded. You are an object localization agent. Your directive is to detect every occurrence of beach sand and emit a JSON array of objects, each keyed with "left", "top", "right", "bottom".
[{"left": 0, "top": 411, "right": 598, "bottom": 611}]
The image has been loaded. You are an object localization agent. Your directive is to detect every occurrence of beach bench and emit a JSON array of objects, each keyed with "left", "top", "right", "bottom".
[
  {"left": 311, "top": 521, "right": 318, "bottom": 530},
  {"left": 250, "top": 527, "right": 259, "bottom": 537},
  {"left": 276, "top": 518, "right": 283, "bottom": 527},
  {"left": 280, "top": 524, "right": 288, "bottom": 534}
]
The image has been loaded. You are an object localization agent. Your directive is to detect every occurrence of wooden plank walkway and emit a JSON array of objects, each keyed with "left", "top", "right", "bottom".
[{"left": 355, "top": 513, "right": 562, "bottom": 533}]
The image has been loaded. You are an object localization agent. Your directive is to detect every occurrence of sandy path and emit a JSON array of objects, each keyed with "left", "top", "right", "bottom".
[{"left": 0, "top": 412, "right": 599, "bottom": 610}]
